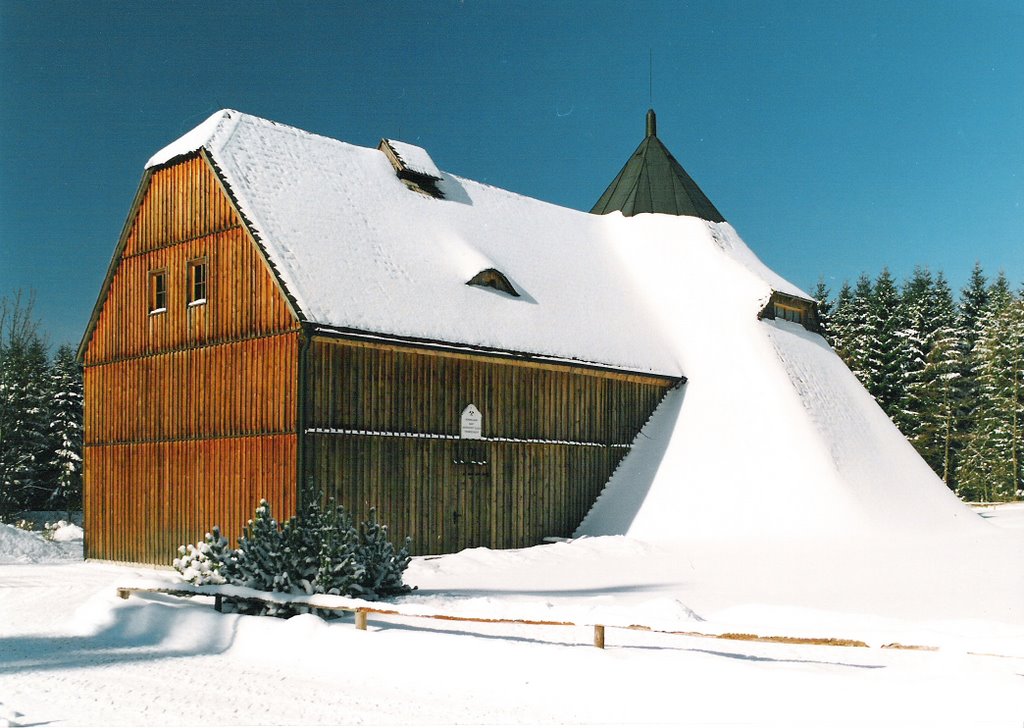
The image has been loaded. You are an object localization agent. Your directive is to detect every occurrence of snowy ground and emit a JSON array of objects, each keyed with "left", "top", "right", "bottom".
[{"left": 1, "top": 505, "right": 1022, "bottom": 727}]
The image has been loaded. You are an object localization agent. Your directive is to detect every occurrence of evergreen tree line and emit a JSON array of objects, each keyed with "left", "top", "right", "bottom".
[
  {"left": 814, "top": 263, "right": 1024, "bottom": 502},
  {"left": 0, "top": 292, "right": 83, "bottom": 520}
]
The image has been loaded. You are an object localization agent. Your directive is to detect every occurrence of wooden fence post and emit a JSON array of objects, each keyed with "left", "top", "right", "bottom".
[
  {"left": 594, "top": 624, "right": 605, "bottom": 649},
  {"left": 355, "top": 609, "right": 368, "bottom": 630}
]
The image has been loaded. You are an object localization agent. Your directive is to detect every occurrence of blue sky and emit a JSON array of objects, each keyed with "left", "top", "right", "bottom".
[{"left": 1, "top": 0, "right": 1021, "bottom": 349}]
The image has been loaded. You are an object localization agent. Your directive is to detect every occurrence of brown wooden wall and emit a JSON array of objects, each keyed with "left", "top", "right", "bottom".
[
  {"left": 84, "top": 436, "right": 297, "bottom": 564},
  {"left": 82, "top": 155, "right": 301, "bottom": 564},
  {"left": 303, "top": 338, "right": 674, "bottom": 553}
]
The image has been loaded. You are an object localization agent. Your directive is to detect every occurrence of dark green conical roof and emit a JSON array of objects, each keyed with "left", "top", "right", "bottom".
[{"left": 591, "top": 109, "right": 725, "bottom": 222}]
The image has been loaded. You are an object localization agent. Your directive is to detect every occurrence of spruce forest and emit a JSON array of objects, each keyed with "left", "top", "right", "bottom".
[
  {"left": 0, "top": 292, "right": 83, "bottom": 520},
  {"left": 0, "top": 264, "right": 1021, "bottom": 523},
  {"left": 815, "top": 263, "right": 1023, "bottom": 502}
]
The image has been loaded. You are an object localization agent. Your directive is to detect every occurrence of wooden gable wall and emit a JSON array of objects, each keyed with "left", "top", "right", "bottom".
[{"left": 82, "top": 154, "right": 301, "bottom": 564}]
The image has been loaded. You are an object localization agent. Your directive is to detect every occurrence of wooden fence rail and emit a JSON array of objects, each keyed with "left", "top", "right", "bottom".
[{"left": 116, "top": 586, "right": 1013, "bottom": 657}]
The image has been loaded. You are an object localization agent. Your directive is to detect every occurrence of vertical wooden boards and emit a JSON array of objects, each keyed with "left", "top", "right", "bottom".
[
  {"left": 302, "top": 338, "right": 673, "bottom": 554},
  {"left": 84, "top": 436, "right": 297, "bottom": 564},
  {"left": 304, "top": 338, "right": 669, "bottom": 442},
  {"left": 85, "top": 226, "right": 295, "bottom": 363},
  {"left": 83, "top": 332, "right": 300, "bottom": 564},
  {"left": 84, "top": 334, "right": 298, "bottom": 443},
  {"left": 82, "top": 155, "right": 301, "bottom": 564}
]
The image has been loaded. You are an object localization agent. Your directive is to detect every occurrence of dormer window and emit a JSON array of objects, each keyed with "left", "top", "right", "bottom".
[
  {"left": 378, "top": 138, "right": 445, "bottom": 199},
  {"left": 759, "top": 291, "right": 819, "bottom": 332},
  {"left": 773, "top": 302, "right": 804, "bottom": 324},
  {"left": 467, "top": 268, "right": 519, "bottom": 297}
]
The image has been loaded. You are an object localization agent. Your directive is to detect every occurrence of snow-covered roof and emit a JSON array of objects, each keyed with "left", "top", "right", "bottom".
[{"left": 144, "top": 109, "right": 812, "bottom": 377}]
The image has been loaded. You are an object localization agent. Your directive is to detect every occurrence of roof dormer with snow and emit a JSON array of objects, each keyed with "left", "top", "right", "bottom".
[{"left": 378, "top": 138, "right": 445, "bottom": 198}]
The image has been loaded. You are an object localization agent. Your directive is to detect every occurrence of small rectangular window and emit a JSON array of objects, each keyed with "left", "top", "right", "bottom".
[
  {"left": 187, "top": 259, "right": 207, "bottom": 305},
  {"left": 774, "top": 303, "right": 803, "bottom": 324},
  {"left": 149, "top": 270, "right": 167, "bottom": 314}
]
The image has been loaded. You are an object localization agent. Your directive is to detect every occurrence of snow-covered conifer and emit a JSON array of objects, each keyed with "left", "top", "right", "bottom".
[
  {"left": 0, "top": 293, "right": 51, "bottom": 518},
  {"left": 45, "top": 345, "right": 83, "bottom": 513},
  {"left": 957, "top": 278, "right": 1022, "bottom": 501},
  {"left": 812, "top": 280, "right": 832, "bottom": 341},
  {"left": 867, "top": 269, "right": 909, "bottom": 418},
  {"left": 354, "top": 507, "right": 413, "bottom": 600},
  {"left": 825, "top": 281, "right": 853, "bottom": 353}
]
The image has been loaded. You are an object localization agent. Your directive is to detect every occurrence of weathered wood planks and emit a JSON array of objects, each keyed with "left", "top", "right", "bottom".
[{"left": 302, "top": 337, "right": 673, "bottom": 554}]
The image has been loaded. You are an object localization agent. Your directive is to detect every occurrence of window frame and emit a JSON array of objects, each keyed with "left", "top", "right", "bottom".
[
  {"left": 186, "top": 257, "right": 208, "bottom": 307},
  {"left": 148, "top": 268, "right": 168, "bottom": 315},
  {"left": 773, "top": 302, "right": 804, "bottom": 324}
]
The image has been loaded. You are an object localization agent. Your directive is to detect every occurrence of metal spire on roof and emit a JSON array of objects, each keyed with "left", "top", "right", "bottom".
[{"left": 591, "top": 109, "right": 725, "bottom": 222}]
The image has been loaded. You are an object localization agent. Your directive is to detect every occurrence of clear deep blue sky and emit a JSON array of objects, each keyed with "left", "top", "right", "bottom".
[{"left": 1, "top": 0, "right": 1021, "bottom": 349}]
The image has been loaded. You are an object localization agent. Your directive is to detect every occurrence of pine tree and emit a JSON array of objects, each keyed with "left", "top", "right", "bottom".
[
  {"left": 910, "top": 322, "right": 963, "bottom": 487},
  {"left": 959, "top": 262, "right": 990, "bottom": 352},
  {"left": 315, "top": 498, "right": 362, "bottom": 597},
  {"left": 825, "top": 281, "right": 853, "bottom": 352},
  {"left": 894, "top": 267, "right": 934, "bottom": 436},
  {"left": 867, "top": 269, "right": 909, "bottom": 417},
  {"left": 355, "top": 507, "right": 413, "bottom": 599},
  {"left": 957, "top": 278, "right": 1021, "bottom": 501},
  {"left": 173, "top": 526, "right": 233, "bottom": 585},
  {"left": 45, "top": 345, "right": 83, "bottom": 514},
  {"left": 0, "top": 292, "right": 51, "bottom": 519},
  {"left": 838, "top": 275, "right": 874, "bottom": 387},
  {"left": 904, "top": 271, "right": 964, "bottom": 488},
  {"left": 812, "top": 279, "right": 833, "bottom": 341}
]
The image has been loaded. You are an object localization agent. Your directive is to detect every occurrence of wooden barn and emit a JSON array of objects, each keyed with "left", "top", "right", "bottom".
[{"left": 78, "top": 110, "right": 701, "bottom": 564}]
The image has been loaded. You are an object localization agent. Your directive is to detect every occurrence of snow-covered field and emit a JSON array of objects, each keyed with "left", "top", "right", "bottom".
[{"left": 1, "top": 504, "right": 1022, "bottom": 727}]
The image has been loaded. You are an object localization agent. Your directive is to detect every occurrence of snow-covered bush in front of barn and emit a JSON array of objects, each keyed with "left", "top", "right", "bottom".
[
  {"left": 173, "top": 527, "right": 232, "bottom": 585},
  {"left": 356, "top": 507, "right": 413, "bottom": 599},
  {"left": 173, "top": 495, "right": 413, "bottom": 616}
]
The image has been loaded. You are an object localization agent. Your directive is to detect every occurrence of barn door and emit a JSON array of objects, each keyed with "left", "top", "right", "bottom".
[{"left": 445, "top": 440, "right": 491, "bottom": 553}]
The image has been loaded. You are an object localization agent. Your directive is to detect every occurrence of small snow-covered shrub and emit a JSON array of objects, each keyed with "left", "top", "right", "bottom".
[
  {"left": 174, "top": 496, "right": 413, "bottom": 617},
  {"left": 173, "top": 527, "right": 232, "bottom": 585},
  {"left": 355, "top": 507, "right": 412, "bottom": 599}
]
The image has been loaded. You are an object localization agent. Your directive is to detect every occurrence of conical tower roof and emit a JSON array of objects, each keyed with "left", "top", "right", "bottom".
[{"left": 591, "top": 109, "right": 725, "bottom": 222}]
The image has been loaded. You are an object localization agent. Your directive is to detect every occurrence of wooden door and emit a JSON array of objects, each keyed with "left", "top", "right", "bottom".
[{"left": 444, "top": 441, "right": 491, "bottom": 552}]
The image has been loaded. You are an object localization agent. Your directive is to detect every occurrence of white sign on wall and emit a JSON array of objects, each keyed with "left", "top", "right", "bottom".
[{"left": 460, "top": 404, "right": 482, "bottom": 440}]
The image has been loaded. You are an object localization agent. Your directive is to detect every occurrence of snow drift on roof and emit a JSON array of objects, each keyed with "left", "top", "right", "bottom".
[
  {"left": 146, "top": 109, "right": 240, "bottom": 169},
  {"left": 576, "top": 214, "right": 981, "bottom": 541}
]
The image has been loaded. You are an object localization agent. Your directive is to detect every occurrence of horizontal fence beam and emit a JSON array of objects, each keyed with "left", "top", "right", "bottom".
[{"left": 114, "top": 586, "right": 1005, "bottom": 657}]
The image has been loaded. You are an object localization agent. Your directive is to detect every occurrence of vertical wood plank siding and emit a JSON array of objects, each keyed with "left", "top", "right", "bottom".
[
  {"left": 82, "top": 155, "right": 300, "bottom": 564},
  {"left": 303, "top": 338, "right": 673, "bottom": 554}
]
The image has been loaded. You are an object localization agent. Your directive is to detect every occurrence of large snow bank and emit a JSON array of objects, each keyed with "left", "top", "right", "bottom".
[
  {"left": 0, "top": 523, "right": 80, "bottom": 564},
  {"left": 3, "top": 506, "right": 1023, "bottom": 728},
  {"left": 578, "top": 213, "right": 983, "bottom": 541}
]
